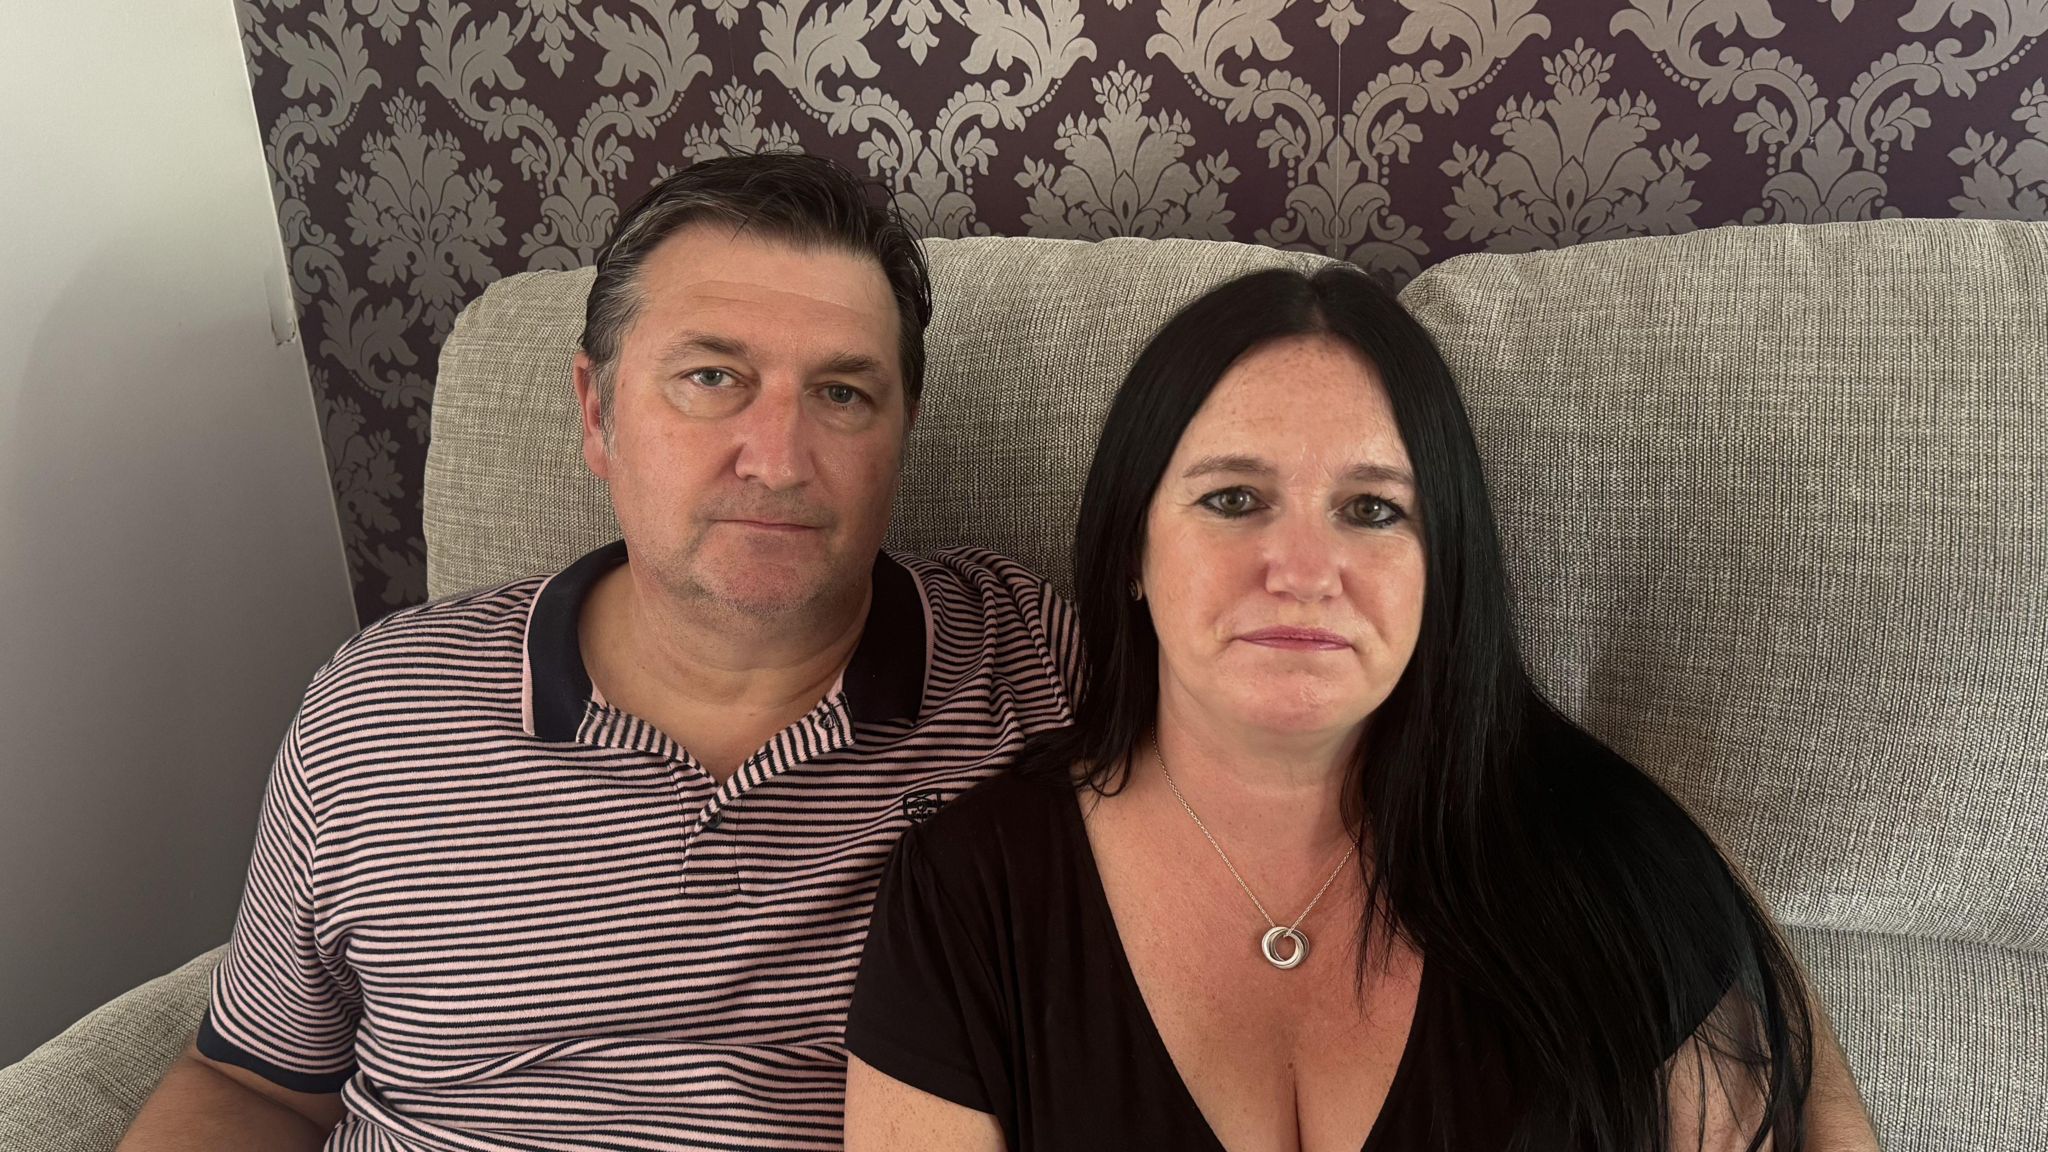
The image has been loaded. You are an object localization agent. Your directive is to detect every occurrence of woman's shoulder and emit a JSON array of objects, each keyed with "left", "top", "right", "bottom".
[
  {"left": 1565, "top": 746, "right": 1741, "bottom": 914},
  {"left": 1530, "top": 714, "right": 1729, "bottom": 880},
  {"left": 1531, "top": 724, "right": 1755, "bottom": 1046}
]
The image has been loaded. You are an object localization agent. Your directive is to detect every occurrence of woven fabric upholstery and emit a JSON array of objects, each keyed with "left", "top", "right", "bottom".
[
  {"left": 424, "top": 236, "right": 1331, "bottom": 599},
  {"left": 1400, "top": 220, "right": 2048, "bottom": 1151},
  {"left": 12, "top": 225, "right": 2041, "bottom": 1150},
  {"left": 0, "top": 947, "right": 219, "bottom": 1152},
  {"left": 425, "top": 265, "right": 609, "bottom": 599},
  {"left": 1785, "top": 926, "right": 2046, "bottom": 1152},
  {"left": 1401, "top": 220, "right": 2048, "bottom": 952}
]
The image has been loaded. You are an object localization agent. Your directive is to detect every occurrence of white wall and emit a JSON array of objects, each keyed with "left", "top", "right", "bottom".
[{"left": 0, "top": 0, "right": 359, "bottom": 1062}]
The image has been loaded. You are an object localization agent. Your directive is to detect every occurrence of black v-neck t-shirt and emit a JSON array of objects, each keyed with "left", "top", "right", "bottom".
[
  {"left": 846, "top": 763, "right": 1742, "bottom": 1151},
  {"left": 846, "top": 768, "right": 1536, "bottom": 1150}
]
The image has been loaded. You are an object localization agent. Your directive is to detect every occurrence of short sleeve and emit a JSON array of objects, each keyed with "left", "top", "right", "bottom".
[
  {"left": 846, "top": 829, "right": 1008, "bottom": 1116},
  {"left": 1658, "top": 950, "right": 1751, "bottom": 1077},
  {"left": 197, "top": 712, "right": 360, "bottom": 1093},
  {"left": 1638, "top": 791, "right": 1757, "bottom": 1064}
]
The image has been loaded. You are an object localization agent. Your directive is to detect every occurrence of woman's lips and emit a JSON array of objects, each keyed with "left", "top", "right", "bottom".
[{"left": 1237, "top": 627, "right": 1351, "bottom": 650}]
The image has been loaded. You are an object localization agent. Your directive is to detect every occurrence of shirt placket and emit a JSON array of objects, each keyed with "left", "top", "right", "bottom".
[{"left": 678, "top": 690, "right": 860, "bottom": 897}]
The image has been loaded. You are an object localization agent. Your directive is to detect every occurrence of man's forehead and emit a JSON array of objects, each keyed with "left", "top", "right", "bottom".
[{"left": 637, "top": 223, "right": 895, "bottom": 314}]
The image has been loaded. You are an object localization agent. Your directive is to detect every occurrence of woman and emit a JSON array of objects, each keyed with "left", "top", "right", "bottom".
[{"left": 842, "top": 266, "right": 1868, "bottom": 1150}]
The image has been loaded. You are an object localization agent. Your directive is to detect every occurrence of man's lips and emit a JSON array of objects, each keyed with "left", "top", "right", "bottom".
[
  {"left": 717, "top": 518, "right": 825, "bottom": 532},
  {"left": 1237, "top": 627, "right": 1352, "bottom": 650}
]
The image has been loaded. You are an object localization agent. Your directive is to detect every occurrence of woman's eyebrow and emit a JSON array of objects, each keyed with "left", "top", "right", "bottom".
[
  {"left": 1346, "top": 462, "right": 1416, "bottom": 488},
  {"left": 1182, "top": 453, "right": 1272, "bottom": 479},
  {"left": 1182, "top": 456, "right": 1415, "bottom": 487}
]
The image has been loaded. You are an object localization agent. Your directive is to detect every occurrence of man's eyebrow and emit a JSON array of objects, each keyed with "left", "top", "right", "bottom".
[
  {"left": 656, "top": 331, "right": 753, "bottom": 364},
  {"left": 820, "top": 351, "right": 888, "bottom": 380},
  {"left": 655, "top": 332, "right": 888, "bottom": 382}
]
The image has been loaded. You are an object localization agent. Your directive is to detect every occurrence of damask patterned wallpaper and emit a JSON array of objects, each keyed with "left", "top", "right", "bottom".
[{"left": 234, "top": 0, "right": 2048, "bottom": 621}]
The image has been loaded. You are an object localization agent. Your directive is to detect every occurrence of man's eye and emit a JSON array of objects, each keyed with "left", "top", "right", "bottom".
[
  {"left": 687, "top": 369, "right": 734, "bottom": 388},
  {"left": 1345, "top": 496, "right": 1405, "bottom": 528},
  {"left": 1197, "top": 488, "right": 1264, "bottom": 517},
  {"left": 821, "top": 384, "right": 866, "bottom": 407}
]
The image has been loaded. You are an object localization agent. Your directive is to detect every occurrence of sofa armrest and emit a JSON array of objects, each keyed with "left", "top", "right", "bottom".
[{"left": 0, "top": 946, "right": 223, "bottom": 1152}]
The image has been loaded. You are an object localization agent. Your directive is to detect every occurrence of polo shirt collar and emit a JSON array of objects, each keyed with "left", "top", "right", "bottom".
[{"left": 522, "top": 540, "right": 927, "bottom": 743}]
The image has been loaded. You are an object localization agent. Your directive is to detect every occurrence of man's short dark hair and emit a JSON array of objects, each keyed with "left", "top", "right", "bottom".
[{"left": 580, "top": 152, "right": 934, "bottom": 428}]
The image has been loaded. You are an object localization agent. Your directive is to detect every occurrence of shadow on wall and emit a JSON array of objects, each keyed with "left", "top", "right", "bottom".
[{"left": 0, "top": 238, "right": 356, "bottom": 1063}]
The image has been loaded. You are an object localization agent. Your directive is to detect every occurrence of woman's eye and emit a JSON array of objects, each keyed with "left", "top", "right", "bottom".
[
  {"left": 687, "top": 369, "right": 733, "bottom": 388},
  {"left": 1346, "top": 496, "right": 1405, "bottom": 527},
  {"left": 1198, "top": 488, "right": 1264, "bottom": 517}
]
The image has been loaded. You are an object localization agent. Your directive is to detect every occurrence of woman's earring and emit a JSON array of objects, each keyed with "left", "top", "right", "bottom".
[{"left": 1129, "top": 580, "right": 1144, "bottom": 602}]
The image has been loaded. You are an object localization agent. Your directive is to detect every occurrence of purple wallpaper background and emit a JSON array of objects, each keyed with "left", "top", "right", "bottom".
[{"left": 233, "top": 0, "right": 2048, "bottom": 621}]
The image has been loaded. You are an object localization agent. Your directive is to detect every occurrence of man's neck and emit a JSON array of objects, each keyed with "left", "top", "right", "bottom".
[{"left": 579, "top": 561, "right": 873, "bottom": 780}]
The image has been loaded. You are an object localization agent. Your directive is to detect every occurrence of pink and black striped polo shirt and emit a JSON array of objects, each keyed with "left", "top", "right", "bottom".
[{"left": 199, "top": 541, "right": 1079, "bottom": 1150}]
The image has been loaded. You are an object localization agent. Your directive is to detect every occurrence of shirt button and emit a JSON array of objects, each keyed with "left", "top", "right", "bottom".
[{"left": 702, "top": 812, "right": 722, "bottom": 832}]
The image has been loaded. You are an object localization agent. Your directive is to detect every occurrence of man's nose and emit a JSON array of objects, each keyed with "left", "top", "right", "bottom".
[
  {"left": 1263, "top": 511, "right": 1343, "bottom": 601},
  {"left": 731, "top": 384, "right": 816, "bottom": 490}
]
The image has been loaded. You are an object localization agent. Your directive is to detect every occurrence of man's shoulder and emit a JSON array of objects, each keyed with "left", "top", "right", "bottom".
[
  {"left": 923, "top": 761, "right": 1071, "bottom": 834},
  {"left": 892, "top": 548, "right": 1080, "bottom": 711},
  {"left": 309, "top": 574, "right": 547, "bottom": 696},
  {"left": 897, "top": 546, "right": 1053, "bottom": 595},
  {"left": 893, "top": 547, "right": 1068, "bottom": 635}
]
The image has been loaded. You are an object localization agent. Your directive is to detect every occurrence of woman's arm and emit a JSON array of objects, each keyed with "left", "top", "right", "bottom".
[
  {"left": 844, "top": 1055, "right": 1004, "bottom": 1152},
  {"left": 1803, "top": 1002, "right": 1880, "bottom": 1150},
  {"left": 1698, "top": 832, "right": 1880, "bottom": 1150},
  {"left": 1665, "top": 1024, "right": 1770, "bottom": 1152},
  {"left": 1664, "top": 985, "right": 1878, "bottom": 1151}
]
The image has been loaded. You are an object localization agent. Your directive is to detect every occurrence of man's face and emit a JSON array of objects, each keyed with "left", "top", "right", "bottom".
[{"left": 575, "top": 223, "right": 910, "bottom": 624}]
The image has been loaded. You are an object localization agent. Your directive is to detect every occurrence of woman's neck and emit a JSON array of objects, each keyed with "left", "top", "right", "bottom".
[{"left": 1143, "top": 687, "right": 1360, "bottom": 861}]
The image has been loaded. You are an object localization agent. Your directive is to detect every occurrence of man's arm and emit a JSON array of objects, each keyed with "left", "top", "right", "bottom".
[{"left": 117, "top": 1042, "right": 342, "bottom": 1152}]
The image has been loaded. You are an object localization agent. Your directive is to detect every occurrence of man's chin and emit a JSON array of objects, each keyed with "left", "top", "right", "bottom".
[
  {"left": 688, "top": 563, "right": 846, "bottom": 622},
  {"left": 707, "top": 588, "right": 820, "bottom": 620}
]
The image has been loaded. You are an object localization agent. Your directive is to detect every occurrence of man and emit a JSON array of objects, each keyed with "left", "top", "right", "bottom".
[{"left": 120, "top": 153, "right": 1078, "bottom": 1151}]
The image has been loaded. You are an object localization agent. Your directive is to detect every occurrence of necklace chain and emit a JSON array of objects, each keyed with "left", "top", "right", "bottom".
[{"left": 1153, "top": 746, "right": 1355, "bottom": 936}]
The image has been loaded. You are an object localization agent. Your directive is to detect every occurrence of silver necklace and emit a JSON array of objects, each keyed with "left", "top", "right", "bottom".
[{"left": 1154, "top": 746, "right": 1356, "bottom": 970}]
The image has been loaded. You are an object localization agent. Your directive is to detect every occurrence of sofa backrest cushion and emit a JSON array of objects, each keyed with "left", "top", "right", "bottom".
[
  {"left": 429, "top": 220, "right": 2048, "bottom": 952},
  {"left": 1402, "top": 219, "right": 2048, "bottom": 950}
]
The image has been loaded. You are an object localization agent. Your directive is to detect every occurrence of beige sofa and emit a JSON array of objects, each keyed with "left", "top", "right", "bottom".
[{"left": 4, "top": 220, "right": 2043, "bottom": 1151}]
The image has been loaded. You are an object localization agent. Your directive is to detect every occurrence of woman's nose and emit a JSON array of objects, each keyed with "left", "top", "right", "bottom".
[{"left": 1262, "top": 513, "right": 1342, "bottom": 601}]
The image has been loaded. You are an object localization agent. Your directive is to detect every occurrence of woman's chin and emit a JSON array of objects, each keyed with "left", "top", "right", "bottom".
[{"left": 1203, "top": 689, "right": 1366, "bottom": 739}]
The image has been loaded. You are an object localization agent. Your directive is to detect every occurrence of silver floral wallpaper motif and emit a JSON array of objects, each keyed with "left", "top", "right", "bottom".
[{"left": 234, "top": 0, "right": 2048, "bottom": 620}]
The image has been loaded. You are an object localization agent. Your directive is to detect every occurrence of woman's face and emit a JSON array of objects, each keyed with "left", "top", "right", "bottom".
[{"left": 1140, "top": 333, "right": 1426, "bottom": 740}]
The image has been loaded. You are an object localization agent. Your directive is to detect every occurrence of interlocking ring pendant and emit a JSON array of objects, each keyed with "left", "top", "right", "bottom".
[{"left": 1260, "top": 925, "right": 1309, "bottom": 970}]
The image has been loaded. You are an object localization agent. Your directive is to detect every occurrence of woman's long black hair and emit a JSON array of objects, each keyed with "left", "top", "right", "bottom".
[{"left": 1038, "top": 266, "right": 1813, "bottom": 1150}]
